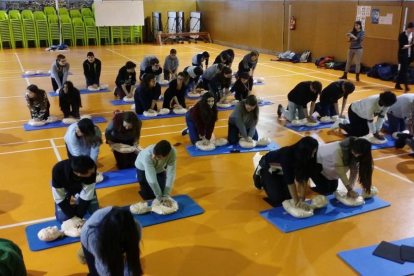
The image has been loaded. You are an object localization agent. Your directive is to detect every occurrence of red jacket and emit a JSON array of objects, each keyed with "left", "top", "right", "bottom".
[{"left": 190, "top": 102, "right": 216, "bottom": 140}]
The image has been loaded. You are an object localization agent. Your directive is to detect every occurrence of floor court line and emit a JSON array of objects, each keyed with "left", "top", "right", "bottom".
[
  {"left": 0, "top": 216, "right": 55, "bottom": 230},
  {"left": 105, "top": 48, "right": 141, "bottom": 64},
  {"left": 15, "top": 52, "right": 30, "bottom": 86},
  {"left": 50, "top": 139, "right": 62, "bottom": 161}
]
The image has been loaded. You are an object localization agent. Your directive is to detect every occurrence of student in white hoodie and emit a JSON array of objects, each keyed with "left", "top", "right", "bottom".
[{"left": 312, "top": 137, "right": 373, "bottom": 198}]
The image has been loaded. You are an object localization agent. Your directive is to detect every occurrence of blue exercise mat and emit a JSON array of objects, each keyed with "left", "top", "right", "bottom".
[
  {"left": 284, "top": 121, "right": 333, "bottom": 132},
  {"left": 124, "top": 195, "right": 204, "bottom": 227},
  {"left": 371, "top": 135, "right": 394, "bottom": 150},
  {"left": 138, "top": 112, "right": 186, "bottom": 121},
  {"left": 48, "top": 88, "right": 111, "bottom": 97},
  {"left": 338, "top": 237, "right": 414, "bottom": 276},
  {"left": 21, "top": 72, "right": 73, "bottom": 78},
  {"left": 23, "top": 116, "right": 107, "bottom": 131},
  {"left": 186, "top": 141, "right": 280, "bottom": 157},
  {"left": 110, "top": 98, "right": 163, "bottom": 106},
  {"left": 260, "top": 190, "right": 390, "bottom": 233},
  {"left": 218, "top": 101, "right": 274, "bottom": 111},
  {"left": 96, "top": 168, "right": 137, "bottom": 189}
]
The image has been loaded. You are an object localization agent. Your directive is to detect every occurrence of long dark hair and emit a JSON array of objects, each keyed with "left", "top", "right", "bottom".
[
  {"left": 140, "top": 73, "right": 156, "bottom": 91},
  {"left": 352, "top": 21, "right": 363, "bottom": 35},
  {"left": 26, "top": 84, "right": 47, "bottom": 109},
  {"left": 292, "top": 136, "right": 319, "bottom": 182},
  {"left": 93, "top": 207, "right": 143, "bottom": 276},
  {"left": 198, "top": 92, "right": 218, "bottom": 124},
  {"left": 77, "top": 118, "right": 102, "bottom": 147},
  {"left": 349, "top": 137, "right": 373, "bottom": 193},
  {"left": 118, "top": 111, "right": 142, "bottom": 140},
  {"left": 218, "top": 67, "right": 232, "bottom": 88},
  {"left": 241, "top": 95, "right": 259, "bottom": 123}
]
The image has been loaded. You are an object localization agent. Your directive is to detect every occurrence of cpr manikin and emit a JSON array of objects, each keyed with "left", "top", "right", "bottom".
[
  {"left": 334, "top": 190, "right": 365, "bottom": 206},
  {"left": 239, "top": 138, "right": 257, "bottom": 148},
  {"left": 217, "top": 103, "right": 231, "bottom": 108},
  {"left": 28, "top": 116, "right": 58, "bottom": 127},
  {"left": 130, "top": 197, "right": 179, "bottom": 215},
  {"left": 111, "top": 143, "right": 142, "bottom": 154},
  {"left": 173, "top": 107, "right": 187, "bottom": 114},
  {"left": 159, "top": 108, "right": 170, "bottom": 115},
  {"left": 37, "top": 218, "right": 86, "bottom": 242},
  {"left": 123, "top": 96, "right": 134, "bottom": 102},
  {"left": 282, "top": 195, "right": 329, "bottom": 218}
]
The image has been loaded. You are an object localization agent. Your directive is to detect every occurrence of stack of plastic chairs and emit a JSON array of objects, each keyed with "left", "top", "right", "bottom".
[
  {"left": 111, "top": 26, "right": 122, "bottom": 45},
  {"left": 132, "top": 26, "right": 143, "bottom": 44},
  {"left": 44, "top": 6, "right": 56, "bottom": 17},
  {"left": 9, "top": 10, "right": 25, "bottom": 48},
  {"left": 122, "top": 26, "right": 132, "bottom": 43},
  {"left": 60, "top": 15, "right": 74, "bottom": 45},
  {"left": 21, "top": 10, "right": 38, "bottom": 47},
  {"left": 92, "top": 3, "right": 95, "bottom": 14},
  {"left": 70, "top": 10, "right": 82, "bottom": 19},
  {"left": 34, "top": 11, "right": 50, "bottom": 46},
  {"left": 0, "top": 11, "right": 13, "bottom": 49},
  {"left": 84, "top": 18, "right": 98, "bottom": 45},
  {"left": 48, "top": 15, "right": 60, "bottom": 45},
  {"left": 98, "top": 26, "right": 110, "bottom": 45},
  {"left": 58, "top": 8, "right": 69, "bottom": 16},
  {"left": 81, "top": 8, "right": 93, "bottom": 20},
  {"left": 72, "top": 18, "right": 86, "bottom": 45}
]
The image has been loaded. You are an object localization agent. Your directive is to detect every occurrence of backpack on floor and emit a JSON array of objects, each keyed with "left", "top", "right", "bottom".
[{"left": 300, "top": 50, "right": 311, "bottom": 63}]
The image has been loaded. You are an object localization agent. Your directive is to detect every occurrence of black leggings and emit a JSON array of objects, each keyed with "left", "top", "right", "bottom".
[
  {"left": 347, "top": 104, "right": 369, "bottom": 137},
  {"left": 310, "top": 164, "right": 338, "bottom": 195},
  {"left": 261, "top": 168, "right": 292, "bottom": 206}
]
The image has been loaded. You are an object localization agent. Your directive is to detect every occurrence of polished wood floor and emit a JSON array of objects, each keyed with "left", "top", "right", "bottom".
[{"left": 0, "top": 43, "right": 413, "bottom": 276}]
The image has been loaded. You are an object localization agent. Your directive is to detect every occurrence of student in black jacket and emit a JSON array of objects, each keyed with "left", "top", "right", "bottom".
[
  {"left": 143, "top": 57, "right": 163, "bottom": 83},
  {"left": 396, "top": 22, "right": 414, "bottom": 92},
  {"left": 52, "top": 156, "right": 99, "bottom": 224},
  {"left": 60, "top": 81, "right": 82, "bottom": 118},
  {"left": 163, "top": 72, "right": 187, "bottom": 109},
  {"left": 315, "top": 81, "right": 355, "bottom": 118},
  {"left": 231, "top": 72, "right": 253, "bottom": 100},
  {"left": 213, "top": 50, "right": 233, "bottom": 67},
  {"left": 83, "top": 52, "right": 101, "bottom": 89},
  {"left": 237, "top": 50, "right": 259, "bottom": 77},
  {"left": 134, "top": 74, "right": 161, "bottom": 114},
  {"left": 115, "top": 61, "right": 137, "bottom": 99},
  {"left": 209, "top": 67, "right": 232, "bottom": 103}
]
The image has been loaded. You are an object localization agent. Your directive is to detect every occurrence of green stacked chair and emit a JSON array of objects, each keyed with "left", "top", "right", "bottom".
[
  {"left": 9, "top": 10, "right": 25, "bottom": 48},
  {"left": 44, "top": 6, "right": 56, "bottom": 17},
  {"left": 81, "top": 8, "right": 93, "bottom": 19},
  {"left": 72, "top": 17, "right": 86, "bottom": 45},
  {"left": 0, "top": 11, "right": 13, "bottom": 49},
  {"left": 21, "top": 10, "right": 38, "bottom": 47},
  {"left": 122, "top": 26, "right": 132, "bottom": 43},
  {"left": 84, "top": 18, "right": 98, "bottom": 45},
  {"left": 98, "top": 26, "right": 110, "bottom": 45},
  {"left": 34, "top": 11, "right": 50, "bottom": 46},
  {"left": 60, "top": 15, "right": 74, "bottom": 46},
  {"left": 58, "top": 8, "right": 68, "bottom": 16},
  {"left": 111, "top": 26, "right": 122, "bottom": 45},
  {"left": 92, "top": 3, "right": 95, "bottom": 14},
  {"left": 48, "top": 15, "right": 60, "bottom": 45},
  {"left": 132, "top": 26, "right": 143, "bottom": 44},
  {"left": 69, "top": 10, "right": 82, "bottom": 19}
]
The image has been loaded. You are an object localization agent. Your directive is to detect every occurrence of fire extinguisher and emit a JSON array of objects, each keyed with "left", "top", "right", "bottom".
[{"left": 290, "top": 16, "right": 296, "bottom": 30}]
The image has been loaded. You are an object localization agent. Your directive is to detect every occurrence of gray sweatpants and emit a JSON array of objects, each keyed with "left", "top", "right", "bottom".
[{"left": 345, "top": 48, "right": 363, "bottom": 74}]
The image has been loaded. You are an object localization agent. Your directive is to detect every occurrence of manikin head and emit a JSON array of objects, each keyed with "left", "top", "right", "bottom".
[
  {"left": 38, "top": 226, "right": 62, "bottom": 241},
  {"left": 152, "top": 140, "right": 172, "bottom": 161},
  {"left": 87, "top": 52, "right": 95, "bottom": 63}
]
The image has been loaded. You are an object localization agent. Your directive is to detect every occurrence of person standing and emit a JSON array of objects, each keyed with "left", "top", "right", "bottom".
[
  {"left": 395, "top": 22, "right": 414, "bottom": 92},
  {"left": 339, "top": 21, "right": 365, "bottom": 81},
  {"left": 83, "top": 52, "right": 101, "bottom": 89}
]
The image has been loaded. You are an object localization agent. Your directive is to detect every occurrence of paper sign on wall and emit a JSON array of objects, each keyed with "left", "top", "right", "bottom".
[
  {"left": 357, "top": 6, "right": 371, "bottom": 17},
  {"left": 379, "top": 13, "right": 393, "bottom": 25}
]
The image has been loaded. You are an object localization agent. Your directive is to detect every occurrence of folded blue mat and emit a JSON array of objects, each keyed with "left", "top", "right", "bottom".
[
  {"left": 23, "top": 116, "right": 107, "bottom": 131},
  {"left": 48, "top": 88, "right": 111, "bottom": 97},
  {"left": 124, "top": 194, "right": 204, "bottom": 227},
  {"left": 371, "top": 135, "right": 394, "bottom": 150},
  {"left": 96, "top": 168, "right": 137, "bottom": 189},
  {"left": 260, "top": 190, "right": 390, "bottom": 233},
  {"left": 218, "top": 101, "right": 274, "bottom": 111},
  {"left": 138, "top": 112, "right": 186, "bottom": 121},
  {"left": 21, "top": 72, "right": 73, "bottom": 78},
  {"left": 284, "top": 121, "right": 333, "bottom": 132},
  {"left": 25, "top": 195, "right": 202, "bottom": 251},
  {"left": 338, "top": 237, "right": 414, "bottom": 276},
  {"left": 186, "top": 141, "right": 280, "bottom": 157}
]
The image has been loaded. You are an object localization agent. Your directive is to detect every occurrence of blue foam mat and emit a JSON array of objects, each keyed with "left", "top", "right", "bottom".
[
  {"left": 110, "top": 98, "right": 163, "bottom": 106},
  {"left": 25, "top": 195, "right": 203, "bottom": 251},
  {"left": 23, "top": 116, "right": 107, "bottom": 131},
  {"left": 48, "top": 88, "right": 111, "bottom": 97},
  {"left": 96, "top": 168, "right": 137, "bottom": 189},
  {"left": 138, "top": 112, "right": 186, "bottom": 121},
  {"left": 338, "top": 237, "right": 414, "bottom": 276},
  {"left": 371, "top": 135, "right": 394, "bottom": 150},
  {"left": 218, "top": 101, "right": 274, "bottom": 111},
  {"left": 186, "top": 141, "right": 280, "bottom": 157},
  {"left": 260, "top": 190, "right": 390, "bottom": 233},
  {"left": 284, "top": 121, "right": 333, "bottom": 132},
  {"left": 22, "top": 72, "right": 73, "bottom": 78}
]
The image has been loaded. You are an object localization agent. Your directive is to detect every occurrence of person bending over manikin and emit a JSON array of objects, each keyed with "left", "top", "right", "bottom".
[
  {"left": 51, "top": 54, "right": 70, "bottom": 93},
  {"left": 83, "top": 52, "right": 101, "bottom": 89},
  {"left": 201, "top": 63, "right": 224, "bottom": 91},
  {"left": 339, "top": 91, "right": 397, "bottom": 140},
  {"left": 213, "top": 49, "right": 234, "bottom": 68},
  {"left": 253, "top": 137, "right": 319, "bottom": 209},
  {"left": 135, "top": 140, "right": 177, "bottom": 204},
  {"left": 228, "top": 95, "right": 259, "bottom": 145},
  {"left": 208, "top": 66, "right": 233, "bottom": 104},
  {"left": 277, "top": 81, "right": 322, "bottom": 124},
  {"left": 183, "top": 66, "right": 204, "bottom": 93},
  {"left": 237, "top": 50, "right": 259, "bottom": 78},
  {"left": 192, "top": 51, "right": 210, "bottom": 70},
  {"left": 162, "top": 72, "right": 187, "bottom": 109},
  {"left": 383, "top": 94, "right": 414, "bottom": 135},
  {"left": 143, "top": 58, "right": 162, "bottom": 83},
  {"left": 134, "top": 73, "right": 161, "bottom": 115},
  {"left": 51, "top": 156, "right": 99, "bottom": 227},
  {"left": 163, "top": 49, "right": 179, "bottom": 81},
  {"left": 25, "top": 84, "right": 50, "bottom": 121},
  {"left": 231, "top": 72, "right": 253, "bottom": 101},
  {"left": 59, "top": 81, "right": 82, "bottom": 119},
  {"left": 115, "top": 61, "right": 137, "bottom": 100}
]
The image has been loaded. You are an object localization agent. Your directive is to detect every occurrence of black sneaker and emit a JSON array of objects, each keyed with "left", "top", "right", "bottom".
[
  {"left": 338, "top": 123, "right": 351, "bottom": 134},
  {"left": 277, "top": 104, "right": 283, "bottom": 117},
  {"left": 181, "top": 128, "right": 188, "bottom": 136},
  {"left": 395, "top": 133, "right": 413, "bottom": 149},
  {"left": 395, "top": 84, "right": 403, "bottom": 90}
]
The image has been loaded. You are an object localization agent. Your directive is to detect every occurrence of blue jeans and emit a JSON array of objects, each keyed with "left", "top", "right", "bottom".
[
  {"left": 55, "top": 190, "right": 99, "bottom": 223},
  {"left": 186, "top": 112, "right": 199, "bottom": 145},
  {"left": 82, "top": 245, "right": 100, "bottom": 276},
  {"left": 315, "top": 102, "right": 337, "bottom": 117},
  {"left": 383, "top": 112, "right": 406, "bottom": 134},
  {"left": 282, "top": 101, "right": 305, "bottom": 121},
  {"left": 228, "top": 122, "right": 258, "bottom": 145}
]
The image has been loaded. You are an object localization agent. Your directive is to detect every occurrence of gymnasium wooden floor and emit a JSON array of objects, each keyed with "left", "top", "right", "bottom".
[{"left": 0, "top": 43, "right": 414, "bottom": 275}]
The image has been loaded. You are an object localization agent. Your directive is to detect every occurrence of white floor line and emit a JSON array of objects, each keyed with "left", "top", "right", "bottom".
[
  {"left": 260, "top": 116, "right": 305, "bottom": 138},
  {"left": 15, "top": 52, "right": 30, "bottom": 86},
  {"left": 0, "top": 119, "right": 29, "bottom": 124},
  {"left": 373, "top": 152, "right": 412, "bottom": 161},
  {"left": 0, "top": 95, "right": 25, "bottom": 99},
  {"left": 50, "top": 139, "right": 62, "bottom": 161},
  {"left": 374, "top": 165, "right": 414, "bottom": 184},
  {"left": 0, "top": 145, "right": 65, "bottom": 156},
  {"left": 0, "top": 126, "right": 22, "bottom": 131},
  {"left": 106, "top": 48, "right": 141, "bottom": 64},
  {"left": 0, "top": 216, "right": 55, "bottom": 230}
]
